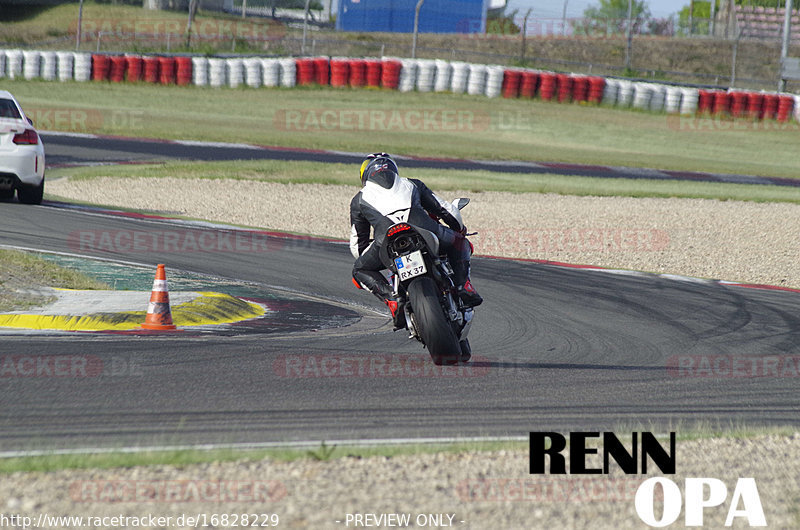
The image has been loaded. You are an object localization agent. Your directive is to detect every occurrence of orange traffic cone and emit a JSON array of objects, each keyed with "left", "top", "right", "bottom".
[{"left": 141, "top": 264, "right": 177, "bottom": 330}]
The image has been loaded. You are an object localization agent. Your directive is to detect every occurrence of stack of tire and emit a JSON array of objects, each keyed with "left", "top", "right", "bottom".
[
  {"left": 56, "top": 51, "right": 74, "bottom": 81},
  {"left": 126, "top": 56, "right": 143, "bottom": 82},
  {"left": 262, "top": 58, "right": 280, "bottom": 87},
  {"left": 192, "top": 56, "right": 209, "bottom": 86},
  {"left": 330, "top": 57, "right": 349, "bottom": 87}
]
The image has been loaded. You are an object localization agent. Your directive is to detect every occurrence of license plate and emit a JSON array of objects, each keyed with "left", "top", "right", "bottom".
[{"left": 394, "top": 251, "right": 427, "bottom": 281}]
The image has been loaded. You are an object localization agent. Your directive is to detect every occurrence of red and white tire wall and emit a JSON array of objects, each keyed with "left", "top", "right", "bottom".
[{"left": 2, "top": 49, "right": 798, "bottom": 123}]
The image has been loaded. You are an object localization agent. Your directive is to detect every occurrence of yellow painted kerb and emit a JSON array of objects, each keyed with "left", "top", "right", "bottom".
[{"left": 0, "top": 291, "right": 266, "bottom": 331}]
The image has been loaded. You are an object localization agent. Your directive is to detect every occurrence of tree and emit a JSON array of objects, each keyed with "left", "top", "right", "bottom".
[
  {"left": 574, "top": 0, "right": 652, "bottom": 36},
  {"left": 677, "top": 1, "right": 714, "bottom": 36}
]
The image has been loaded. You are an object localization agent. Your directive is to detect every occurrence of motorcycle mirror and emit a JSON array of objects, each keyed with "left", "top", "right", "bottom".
[{"left": 454, "top": 198, "right": 470, "bottom": 210}]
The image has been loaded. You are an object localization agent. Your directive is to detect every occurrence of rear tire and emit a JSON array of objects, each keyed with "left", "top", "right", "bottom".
[
  {"left": 459, "top": 339, "right": 472, "bottom": 363},
  {"left": 18, "top": 178, "right": 43, "bottom": 205},
  {"left": 406, "top": 277, "right": 461, "bottom": 365}
]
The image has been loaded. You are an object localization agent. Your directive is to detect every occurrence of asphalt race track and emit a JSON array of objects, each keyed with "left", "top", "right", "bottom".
[{"left": 1, "top": 136, "right": 800, "bottom": 452}]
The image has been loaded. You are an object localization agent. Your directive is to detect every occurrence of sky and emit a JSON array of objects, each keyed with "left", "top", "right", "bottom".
[{"left": 506, "top": 0, "right": 691, "bottom": 19}]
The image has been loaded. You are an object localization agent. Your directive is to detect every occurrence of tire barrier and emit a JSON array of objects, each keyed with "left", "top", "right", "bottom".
[
  {"left": 572, "top": 76, "right": 589, "bottom": 102},
  {"left": 109, "top": 55, "right": 126, "bottom": 83},
  {"left": 192, "top": 56, "right": 208, "bottom": 86},
  {"left": 556, "top": 73, "right": 573, "bottom": 103},
  {"left": 588, "top": 77, "right": 605, "bottom": 103},
  {"left": 262, "top": 58, "right": 280, "bottom": 87},
  {"left": 649, "top": 84, "right": 666, "bottom": 112},
  {"left": 713, "top": 90, "right": 731, "bottom": 115},
  {"left": 208, "top": 58, "right": 225, "bottom": 87},
  {"left": 415, "top": 59, "right": 435, "bottom": 92},
  {"left": 697, "top": 90, "right": 714, "bottom": 113},
  {"left": 762, "top": 93, "right": 779, "bottom": 120},
  {"left": 398, "top": 58, "right": 417, "bottom": 93},
  {"left": 314, "top": 57, "right": 330, "bottom": 85},
  {"left": 158, "top": 56, "right": 177, "bottom": 85},
  {"left": 5, "top": 50, "right": 23, "bottom": 79},
  {"left": 450, "top": 61, "right": 469, "bottom": 94},
  {"left": 664, "top": 86, "right": 683, "bottom": 114},
  {"left": 747, "top": 92, "right": 764, "bottom": 118},
  {"left": 485, "top": 66, "right": 504, "bottom": 99},
  {"left": 380, "top": 58, "right": 401, "bottom": 89},
  {"left": 632, "top": 82, "right": 652, "bottom": 110},
  {"left": 4, "top": 49, "right": 799, "bottom": 125},
  {"left": 40, "top": 51, "right": 57, "bottom": 81},
  {"left": 617, "top": 80, "right": 634, "bottom": 107},
  {"left": 729, "top": 91, "right": 748, "bottom": 118},
  {"left": 22, "top": 50, "right": 40, "bottom": 80},
  {"left": 602, "top": 78, "right": 619, "bottom": 105},
  {"left": 679, "top": 88, "right": 699, "bottom": 115},
  {"left": 539, "top": 72, "right": 557, "bottom": 101},
  {"left": 365, "top": 59, "right": 381, "bottom": 88},
  {"left": 278, "top": 58, "right": 295, "bottom": 88},
  {"left": 243, "top": 57, "right": 261, "bottom": 88},
  {"left": 349, "top": 58, "right": 367, "bottom": 88},
  {"left": 226, "top": 58, "right": 243, "bottom": 88},
  {"left": 466, "top": 63, "right": 487, "bottom": 96},
  {"left": 143, "top": 56, "right": 159, "bottom": 83},
  {"left": 777, "top": 95, "right": 794, "bottom": 122},
  {"left": 330, "top": 57, "right": 349, "bottom": 87},
  {"left": 56, "top": 51, "right": 73, "bottom": 82},
  {"left": 126, "top": 55, "right": 143, "bottom": 82},
  {"left": 502, "top": 69, "right": 521, "bottom": 99},
  {"left": 91, "top": 53, "right": 110, "bottom": 81},
  {"left": 520, "top": 71, "right": 538, "bottom": 98},
  {"left": 176, "top": 56, "right": 192, "bottom": 86},
  {"left": 433, "top": 59, "right": 451, "bottom": 93},
  {"left": 296, "top": 57, "right": 315, "bottom": 86}
]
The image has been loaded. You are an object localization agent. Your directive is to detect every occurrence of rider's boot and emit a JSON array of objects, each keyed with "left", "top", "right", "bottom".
[
  {"left": 452, "top": 260, "right": 483, "bottom": 308},
  {"left": 353, "top": 270, "right": 406, "bottom": 329}
]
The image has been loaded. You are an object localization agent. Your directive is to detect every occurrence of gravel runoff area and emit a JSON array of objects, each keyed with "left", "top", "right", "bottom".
[
  {"left": 49, "top": 177, "right": 800, "bottom": 289},
  {"left": 3, "top": 435, "right": 799, "bottom": 529},
  {"left": 39, "top": 177, "right": 800, "bottom": 528}
]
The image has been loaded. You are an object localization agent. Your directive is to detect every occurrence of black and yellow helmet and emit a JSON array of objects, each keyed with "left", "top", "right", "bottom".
[{"left": 359, "top": 152, "right": 398, "bottom": 185}]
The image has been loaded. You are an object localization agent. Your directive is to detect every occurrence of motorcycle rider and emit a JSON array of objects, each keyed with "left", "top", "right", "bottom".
[{"left": 350, "top": 152, "right": 482, "bottom": 325}]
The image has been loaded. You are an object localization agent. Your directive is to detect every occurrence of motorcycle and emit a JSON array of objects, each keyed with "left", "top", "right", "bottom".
[{"left": 378, "top": 198, "right": 475, "bottom": 366}]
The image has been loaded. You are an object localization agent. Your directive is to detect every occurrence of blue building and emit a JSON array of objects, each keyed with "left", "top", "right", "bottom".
[{"left": 337, "top": 0, "right": 489, "bottom": 34}]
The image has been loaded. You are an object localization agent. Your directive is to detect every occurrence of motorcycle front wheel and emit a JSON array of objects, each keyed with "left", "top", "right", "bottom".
[{"left": 406, "top": 276, "right": 462, "bottom": 365}]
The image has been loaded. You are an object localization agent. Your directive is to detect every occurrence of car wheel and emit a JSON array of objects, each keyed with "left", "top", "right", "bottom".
[
  {"left": 17, "top": 177, "right": 43, "bottom": 205},
  {"left": 0, "top": 189, "right": 14, "bottom": 201}
]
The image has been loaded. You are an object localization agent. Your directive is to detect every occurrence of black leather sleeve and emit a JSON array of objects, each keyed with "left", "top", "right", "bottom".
[{"left": 350, "top": 192, "right": 373, "bottom": 255}]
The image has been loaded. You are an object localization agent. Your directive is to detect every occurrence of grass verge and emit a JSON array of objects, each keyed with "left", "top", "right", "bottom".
[
  {"left": 48, "top": 159, "right": 800, "bottom": 204},
  {"left": 2, "top": 424, "right": 797, "bottom": 473},
  {"left": 0, "top": 249, "right": 109, "bottom": 312},
  {"left": 6, "top": 78, "right": 800, "bottom": 179}
]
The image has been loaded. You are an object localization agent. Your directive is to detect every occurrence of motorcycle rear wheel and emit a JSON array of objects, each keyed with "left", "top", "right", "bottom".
[{"left": 407, "top": 277, "right": 462, "bottom": 365}]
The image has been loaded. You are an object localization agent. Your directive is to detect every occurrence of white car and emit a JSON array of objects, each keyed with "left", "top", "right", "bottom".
[{"left": 0, "top": 90, "right": 45, "bottom": 204}]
